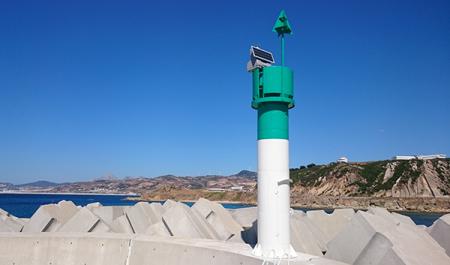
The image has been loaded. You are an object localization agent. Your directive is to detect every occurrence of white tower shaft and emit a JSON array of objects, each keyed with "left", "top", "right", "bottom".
[{"left": 252, "top": 139, "right": 297, "bottom": 258}]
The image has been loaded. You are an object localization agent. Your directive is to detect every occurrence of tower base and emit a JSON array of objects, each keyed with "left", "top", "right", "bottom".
[{"left": 252, "top": 243, "right": 298, "bottom": 259}]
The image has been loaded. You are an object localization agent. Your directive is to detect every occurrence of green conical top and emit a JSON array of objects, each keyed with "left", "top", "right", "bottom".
[{"left": 273, "top": 10, "right": 292, "bottom": 36}]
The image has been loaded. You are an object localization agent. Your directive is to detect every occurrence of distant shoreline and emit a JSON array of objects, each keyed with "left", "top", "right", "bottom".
[
  {"left": 129, "top": 196, "right": 450, "bottom": 214},
  {"left": 0, "top": 191, "right": 139, "bottom": 196},
  {"left": 130, "top": 192, "right": 450, "bottom": 214}
]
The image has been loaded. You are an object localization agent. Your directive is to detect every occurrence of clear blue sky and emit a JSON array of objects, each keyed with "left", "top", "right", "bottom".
[{"left": 1, "top": 0, "right": 449, "bottom": 184}]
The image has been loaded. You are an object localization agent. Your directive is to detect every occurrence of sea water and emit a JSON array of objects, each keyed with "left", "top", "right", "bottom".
[{"left": 0, "top": 193, "right": 443, "bottom": 226}]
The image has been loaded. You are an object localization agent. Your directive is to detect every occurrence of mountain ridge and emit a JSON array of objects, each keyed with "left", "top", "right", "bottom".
[{"left": 3, "top": 159, "right": 450, "bottom": 198}]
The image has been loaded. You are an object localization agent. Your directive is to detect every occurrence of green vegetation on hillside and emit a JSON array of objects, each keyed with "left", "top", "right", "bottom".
[
  {"left": 290, "top": 163, "right": 356, "bottom": 187},
  {"left": 354, "top": 161, "right": 387, "bottom": 194},
  {"left": 290, "top": 159, "right": 449, "bottom": 196}
]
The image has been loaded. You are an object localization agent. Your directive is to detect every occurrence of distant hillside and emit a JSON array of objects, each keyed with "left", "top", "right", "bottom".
[
  {"left": 232, "top": 170, "right": 257, "bottom": 178},
  {"left": 291, "top": 158, "right": 450, "bottom": 197},
  {"left": 16, "top": 180, "right": 59, "bottom": 188},
  {"left": 18, "top": 172, "right": 257, "bottom": 195},
  {"left": 0, "top": 182, "right": 14, "bottom": 191}
]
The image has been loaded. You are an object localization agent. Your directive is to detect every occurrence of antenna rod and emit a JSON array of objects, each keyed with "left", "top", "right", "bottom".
[{"left": 281, "top": 33, "right": 285, "bottom": 66}]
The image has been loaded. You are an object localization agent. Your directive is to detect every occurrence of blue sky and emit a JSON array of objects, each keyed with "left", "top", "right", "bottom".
[{"left": 1, "top": 0, "right": 449, "bottom": 184}]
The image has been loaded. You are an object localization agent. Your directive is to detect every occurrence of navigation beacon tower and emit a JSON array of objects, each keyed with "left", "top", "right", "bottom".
[{"left": 247, "top": 10, "right": 297, "bottom": 259}]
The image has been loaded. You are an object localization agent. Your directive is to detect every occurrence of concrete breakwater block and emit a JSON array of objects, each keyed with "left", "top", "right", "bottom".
[
  {"left": 92, "top": 206, "right": 127, "bottom": 226},
  {"left": 110, "top": 215, "right": 134, "bottom": 233},
  {"left": 163, "top": 199, "right": 178, "bottom": 211},
  {"left": 22, "top": 200, "right": 79, "bottom": 232},
  {"left": 228, "top": 207, "right": 258, "bottom": 245},
  {"left": 306, "top": 209, "right": 355, "bottom": 244},
  {"left": 22, "top": 208, "right": 55, "bottom": 233},
  {"left": 59, "top": 207, "right": 109, "bottom": 233},
  {"left": 230, "top": 206, "right": 257, "bottom": 228},
  {"left": 0, "top": 209, "right": 24, "bottom": 232},
  {"left": 86, "top": 202, "right": 103, "bottom": 210},
  {"left": 125, "top": 202, "right": 163, "bottom": 233},
  {"left": 290, "top": 213, "right": 322, "bottom": 256},
  {"left": 0, "top": 218, "right": 16, "bottom": 232},
  {"left": 428, "top": 214, "right": 450, "bottom": 256},
  {"left": 49, "top": 200, "right": 80, "bottom": 231},
  {"left": 162, "top": 202, "right": 220, "bottom": 239},
  {"left": 145, "top": 221, "right": 171, "bottom": 236},
  {"left": 192, "top": 198, "right": 243, "bottom": 241},
  {"left": 291, "top": 210, "right": 326, "bottom": 256},
  {"left": 367, "top": 207, "right": 416, "bottom": 226},
  {"left": 325, "top": 210, "right": 450, "bottom": 265}
]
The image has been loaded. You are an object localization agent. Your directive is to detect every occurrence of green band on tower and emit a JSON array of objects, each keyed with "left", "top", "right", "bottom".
[
  {"left": 252, "top": 66, "right": 294, "bottom": 140},
  {"left": 258, "top": 102, "right": 289, "bottom": 139}
]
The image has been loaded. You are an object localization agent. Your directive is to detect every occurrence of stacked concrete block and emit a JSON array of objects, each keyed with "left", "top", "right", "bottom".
[
  {"left": 0, "top": 219, "right": 14, "bottom": 232},
  {"left": 0, "top": 208, "right": 8, "bottom": 216},
  {"left": 51, "top": 201, "right": 80, "bottom": 231},
  {"left": 22, "top": 207, "right": 56, "bottom": 232},
  {"left": 306, "top": 209, "right": 354, "bottom": 244},
  {"left": 192, "top": 198, "right": 243, "bottom": 241},
  {"left": 229, "top": 206, "right": 257, "bottom": 229},
  {"left": 290, "top": 210, "right": 327, "bottom": 255},
  {"left": 145, "top": 221, "right": 171, "bottom": 236},
  {"left": 182, "top": 202, "right": 221, "bottom": 239},
  {"left": 110, "top": 215, "right": 134, "bottom": 233},
  {"left": 125, "top": 202, "right": 163, "bottom": 233},
  {"left": 2, "top": 218, "right": 23, "bottom": 232},
  {"left": 125, "top": 203, "right": 151, "bottom": 233},
  {"left": 22, "top": 200, "right": 80, "bottom": 232},
  {"left": 59, "top": 207, "right": 108, "bottom": 233},
  {"left": 90, "top": 220, "right": 112, "bottom": 233},
  {"left": 92, "top": 206, "right": 127, "bottom": 226},
  {"left": 427, "top": 213, "right": 450, "bottom": 256},
  {"left": 86, "top": 202, "right": 103, "bottom": 210},
  {"left": 293, "top": 209, "right": 306, "bottom": 216},
  {"left": 162, "top": 199, "right": 177, "bottom": 211},
  {"left": 290, "top": 214, "right": 323, "bottom": 255},
  {"left": 0, "top": 209, "right": 24, "bottom": 232},
  {"left": 162, "top": 202, "right": 220, "bottom": 239},
  {"left": 325, "top": 210, "right": 450, "bottom": 265},
  {"left": 367, "top": 207, "right": 416, "bottom": 226}
]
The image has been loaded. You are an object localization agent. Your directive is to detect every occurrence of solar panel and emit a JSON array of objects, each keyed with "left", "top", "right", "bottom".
[{"left": 251, "top": 46, "right": 274, "bottom": 64}]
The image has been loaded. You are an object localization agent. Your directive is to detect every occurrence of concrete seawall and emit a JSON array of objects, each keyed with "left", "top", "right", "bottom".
[{"left": 0, "top": 233, "right": 347, "bottom": 265}]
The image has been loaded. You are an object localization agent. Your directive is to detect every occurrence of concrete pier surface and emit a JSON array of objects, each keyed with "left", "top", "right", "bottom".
[{"left": 0, "top": 199, "right": 449, "bottom": 265}]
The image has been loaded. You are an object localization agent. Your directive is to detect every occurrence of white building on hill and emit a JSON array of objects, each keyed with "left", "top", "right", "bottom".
[
  {"left": 392, "top": 154, "right": 446, "bottom": 160},
  {"left": 337, "top": 157, "right": 349, "bottom": 163}
]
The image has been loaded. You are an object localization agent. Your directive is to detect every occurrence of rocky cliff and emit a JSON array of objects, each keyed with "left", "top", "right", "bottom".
[{"left": 291, "top": 158, "right": 450, "bottom": 198}]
